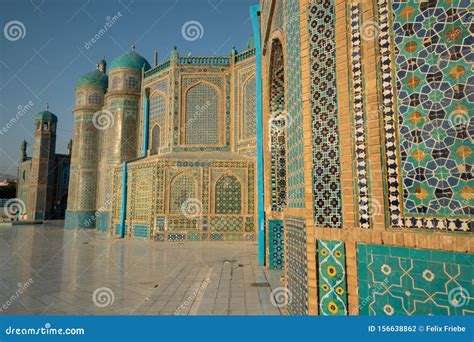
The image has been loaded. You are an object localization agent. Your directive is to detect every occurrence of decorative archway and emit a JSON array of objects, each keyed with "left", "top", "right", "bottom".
[{"left": 182, "top": 81, "right": 220, "bottom": 145}]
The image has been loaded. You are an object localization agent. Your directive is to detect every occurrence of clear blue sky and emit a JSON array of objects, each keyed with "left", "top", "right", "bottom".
[{"left": 0, "top": 0, "right": 257, "bottom": 177}]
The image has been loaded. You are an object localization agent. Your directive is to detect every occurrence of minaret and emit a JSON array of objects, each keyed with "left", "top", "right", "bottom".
[
  {"left": 94, "top": 45, "right": 150, "bottom": 232},
  {"left": 27, "top": 104, "right": 57, "bottom": 220},
  {"left": 65, "top": 59, "right": 107, "bottom": 229}
]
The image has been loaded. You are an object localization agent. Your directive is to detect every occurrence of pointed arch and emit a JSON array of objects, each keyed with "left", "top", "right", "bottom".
[
  {"left": 183, "top": 81, "right": 221, "bottom": 145},
  {"left": 169, "top": 173, "right": 197, "bottom": 214},
  {"left": 151, "top": 124, "right": 161, "bottom": 155},
  {"left": 242, "top": 74, "right": 257, "bottom": 140}
]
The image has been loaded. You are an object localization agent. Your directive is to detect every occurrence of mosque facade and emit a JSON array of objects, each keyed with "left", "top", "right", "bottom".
[{"left": 17, "top": 0, "right": 473, "bottom": 316}]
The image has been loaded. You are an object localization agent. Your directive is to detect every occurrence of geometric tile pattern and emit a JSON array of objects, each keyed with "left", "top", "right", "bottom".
[
  {"left": 243, "top": 75, "right": 256, "bottom": 140},
  {"left": 376, "top": 0, "right": 473, "bottom": 231},
  {"left": 185, "top": 83, "right": 219, "bottom": 145},
  {"left": 268, "top": 219, "right": 284, "bottom": 270},
  {"left": 284, "top": 0, "right": 306, "bottom": 208},
  {"left": 111, "top": 159, "right": 255, "bottom": 242},
  {"left": 215, "top": 175, "right": 241, "bottom": 214},
  {"left": 349, "top": 3, "right": 372, "bottom": 229},
  {"left": 285, "top": 218, "right": 308, "bottom": 315},
  {"left": 308, "top": 0, "right": 343, "bottom": 228},
  {"left": 169, "top": 174, "right": 196, "bottom": 214},
  {"left": 317, "top": 240, "right": 347, "bottom": 315},
  {"left": 358, "top": 243, "right": 474, "bottom": 315},
  {"left": 269, "top": 39, "right": 287, "bottom": 212}
]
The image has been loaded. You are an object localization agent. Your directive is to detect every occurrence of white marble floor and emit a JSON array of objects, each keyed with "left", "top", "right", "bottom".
[{"left": 0, "top": 221, "right": 284, "bottom": 316}]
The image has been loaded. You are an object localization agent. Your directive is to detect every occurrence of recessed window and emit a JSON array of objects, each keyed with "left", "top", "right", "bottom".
[
  {"left": 127, "top": 76, "right": 139, "bottom": 90},
  {"left": 88, "top": 92, "right": 100, "bottom": 104}
]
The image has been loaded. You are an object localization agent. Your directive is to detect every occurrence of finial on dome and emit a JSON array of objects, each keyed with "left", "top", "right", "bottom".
[
  {"left": 131, "top": 44, "right": 136, "bottom": 52},
  {"left": 45, "top": 103, "right": 49, "bottom": 111}
]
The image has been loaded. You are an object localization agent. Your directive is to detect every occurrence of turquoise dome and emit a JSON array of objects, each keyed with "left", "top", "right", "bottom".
[
  {"left": 76, "top": 69, "right": 108, "bottom": 90},
  {"left": 35, "top": 110, "right": 58, "bottom": 123},
  {"left": 109, "top": 51, "right": 151, "bottom": 71},
  {"left": 246, "top": 37, "right": 255, "bottom": 50}
]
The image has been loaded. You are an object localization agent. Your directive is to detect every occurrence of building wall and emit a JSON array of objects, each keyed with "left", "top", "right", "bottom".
[
  {"left": 260, "top": 0, "right": 473, "bottom": 316},
  {"left": 110, "top": 158, "right": 255, "bottom": 241}
]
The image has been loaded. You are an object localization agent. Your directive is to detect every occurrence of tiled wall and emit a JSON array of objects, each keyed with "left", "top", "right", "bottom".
[
  {"left": 285, "top": 218, "right": 308, "bottom": 315},
  {"left": 317, "top": 240, "right": 348, "bottom": 315},
  {"left": 268, "top": 219, "right": 284, "bottom": 270},
  {"left": 358, "top": 243, "right": 473, "bottom": 315}
]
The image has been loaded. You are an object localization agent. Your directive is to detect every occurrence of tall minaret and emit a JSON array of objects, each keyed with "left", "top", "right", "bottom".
[
  {"left": 65, "top": 59, "right": 108, "bottom": 229},
  {"left": 27, "top": 104, "right": 57, "bottom": 220},
  {"left": 95, "top": 46, "right": 150, "bottom": 232}
]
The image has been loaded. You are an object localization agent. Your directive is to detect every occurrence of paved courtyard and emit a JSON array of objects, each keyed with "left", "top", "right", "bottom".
[{"left": 0, "top": 221, "right": 283, "bottom": 315}]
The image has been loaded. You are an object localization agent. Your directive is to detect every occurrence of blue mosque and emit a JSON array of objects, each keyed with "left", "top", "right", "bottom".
[{"left": 15, "top": 0, "right": 473, "bottom": 316}]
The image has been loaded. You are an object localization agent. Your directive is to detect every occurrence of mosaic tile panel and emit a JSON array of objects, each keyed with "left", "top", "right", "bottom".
[
  {"left": 169, "top": 174, "right": 196, "bottom": 214},
  {"left": 308, "top": 0, "right": 342, "bottom": 228},
  {"left": 269, "top": 40, "right": 287, "bottom": 212},
  {"left": 317, "top": 240, "right": 348, "bottom": 315},
  {"left": 132, "top": 224, "right": 150, "bottom": 239},
  {"left": 285, "top": 218, "right": 308, "bottom": 315},
  {"left": 243, "top": 75, "right": 257, "bottom": 140},
  {"left": 376, "top": 0, "right": 473, "bottom": 231},
  {"left": 349, "top": 3, "right": 372, "bottom": 229},
  {"left": 358, "top": 243, "right": 474, "bottom": 315},
  {"left": 268, "top": 219, "right": 284, "bottom": 270},
  {"left": 210, "top": 216, "right": 243, "bottom": 232},
  {"left": 215, "top": 175, "right": 242, "bottom": 214},
  {"left": 185, "top": 82, "right": 219, "bottom": 145},
  {"left": 284, "top": 0, "right": 306, "bottom": 208}
]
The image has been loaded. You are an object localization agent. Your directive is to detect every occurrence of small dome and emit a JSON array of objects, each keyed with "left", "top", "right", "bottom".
[
  {"left": 35, "top": 110, "right": 58, "bottom": 123},
  {"left": 109, "top": 51, "right": 151, "bottom": 71},
  {"left": 246, "top": 37, "right": 255, "bottom": 50},
  {"left": 76, "top": 69, "right": 108, "bottom": 90}
]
